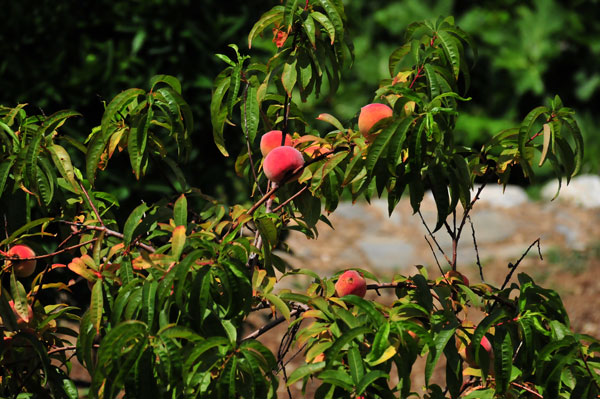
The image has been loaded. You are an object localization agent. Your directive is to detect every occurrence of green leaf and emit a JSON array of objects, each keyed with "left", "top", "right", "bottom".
[
  {"left": 90, "top": 280, "right": 104, "bottom": 333},
  {"left": 316, "top": 112, "right": 345, "bottom": 131},
  {"left": 436, "top": 30, "right": 460, "bottom": 79},
  {"left": 0, "top": 157, "right": 15, "bottom": 197},
  {"left": 211, "top": 68, "right": 232, "bottom": 157},
  {"left": 563, "top": 117, "right": 584, "bottom": 177},
  {"left": 366, "top": 322, "right": 391, "bottom": 364},
  {"left": 347, "top": 344, "right": 364, "bottom": 385},
  {"left": 101, "top": 88, "right": 145, "bottom": 138},
  {"left": 356, "top": 370, "right": 389, "bottom": 395},
  {"left": 424, "top": 63, "right": 441, "bottom": 98},
  {"left": 173, "top": 194, "right": 187, "bottom": 226},
  {"left": 538, "top": 123, "right": 551, "bottom": 167},
  {"left": 518, "top": 106, "right": 549, "bottom": 179},
  {"left": 141, "top": 278, "right": 158, "bottom": 329},
  {"left": 318, "top": 369, "right": 354, "bottom": 391},
  {"left": 171, "top": 225, "right": 186, "bottom": 261},
  {"left": 315, "top": 0, "right": 344, "bottom": 42},
  {"left": 425, "top": 326, "right": 456, "bottom": 385},
  {"left": 325, "top": 326, "right": 371, "bottom": 365},
  {"left": 428, "top": 164, "right": 449, "bottom": 232},
  {"left": 287, "top": 362, "right": 326, "bottom": 386},
  {"left": 303, "top": 15, "right": 317, "bottom": 48},
  {"left": 123, "top": 202, "right": 151, "bottom": 246},
  {"left": 150, "top": 74, "right": 182, "bottom": 94},
  {"left": 283, "top": 0, "right": 299, "bottom": 30},
  {"left": 339, "top": 295, "right": 386, "bottom": 325},
  {"left": 493, "top": 326, "right": 513, "bottom": 394},
  {"left": 0, "top": 217, "right": 53, "bottom": 247},
  {"left": 366, "top": 118, "right": 402, "bottom": 176},
  {"left": 10, "top": 271, "right": 30, "bottom": 322},
  {"left": 248, "top": 6, "right": 284, "bottom": 49},
  {"left": 263, "top": 292, "right": 291, "bottom": 321},
  {"left": 128, "top": 107, "right": 152, "bottom": 179},
  {"left": 86, "top": 131, "right": 108, "bottom": 186},
  {"left": 389, "top": 44, "right": 411, "bottom": 76},
  {"left": 311, "top": 11, "right": 336, "bottom": 45},
  {"left": 242, "top": 80, "right": 259, "bottom": 144},
  {"left": 47, "top": 144, "right": 80, "bottom": 193},
  {"left": 255, "top": 215, "right": 278, "bottom": 247},
  {"left": 282, "top": 56, "right": 298, "bottom": 96}
]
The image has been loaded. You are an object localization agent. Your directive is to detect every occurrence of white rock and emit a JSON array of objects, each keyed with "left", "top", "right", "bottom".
[
  {"left": 471, "top": 184, "right": 529, "bottom": 209},
  {"left": 541, "top": 174, "right": 600, "bottom": 208}
]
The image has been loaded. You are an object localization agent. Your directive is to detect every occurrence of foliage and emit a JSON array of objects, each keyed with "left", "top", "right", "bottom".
[{"left": 0, "top": 1, "right": 598, "bottom": 398}]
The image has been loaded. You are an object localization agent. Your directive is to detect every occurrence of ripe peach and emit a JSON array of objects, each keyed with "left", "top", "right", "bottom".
[
  {"left": 462, "top": 335, "right": 493, "bottom": 369},
  {"left": 358, "top": 103, "right": 393, "bottom": 141},
  {"left": 335, "top": 270, "right": 367, "bottom": 298},
  {"left": 260, "top": 130, "right": 293, "bottom": 156},
  {"left": 7, "top": 244, "right": 37, "bottom": 278},
  {"left": 263, "top": 146, "right": 305, "bottom": 184},
  {"left": 8, "top": 300, "right": 33, "bottom": 325}
]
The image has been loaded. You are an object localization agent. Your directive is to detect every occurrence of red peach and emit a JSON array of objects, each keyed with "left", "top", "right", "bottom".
[
  {"left": 358, "top": 103, "right": 393, "bottom": 141},
  {"left": 7, "top": 244, "right": 37, "bottom": 278},
  {"left": 463, "top": 335, "right": 494, "bottom": 369},
  {"left": 8, "top": 300, "right": 33, "bottom": 325},
  {"left": 335, "top": 270, "right": 367, "bottom": 298},
  {"left": 263, "top": 146, "right": 305, "bottom": 184},
  {"left": 260, "top": 130, "right": 293, "bottom": 156}
]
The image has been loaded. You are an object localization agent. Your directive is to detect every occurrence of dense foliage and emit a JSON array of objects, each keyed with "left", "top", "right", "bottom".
[{"left": 0, "top": 1, "right": 598, "bottom": 398}]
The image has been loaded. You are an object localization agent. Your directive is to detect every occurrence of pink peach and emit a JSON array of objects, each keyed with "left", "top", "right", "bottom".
[
  {"left": 335, "top": 270, "right": 367, "bottom": 298},
  {"left": 263, "top": 146, "right": 305, "bottom": 184},
  {"left": 7, "top": 244, "right": 37, "bottom": 278},
  {"left": 358, "top": 103, "right": 393, "bottom": 141},
  {"left": 260, "top": 130, "right": 293, "bottom": 156}
]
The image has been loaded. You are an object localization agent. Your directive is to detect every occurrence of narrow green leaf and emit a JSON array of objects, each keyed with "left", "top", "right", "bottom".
[
  {"left": 173, "top": 194, "right": 187, "bottom": 226},
  {"left": 347, "top": 345, "right": 364, "bottom": 385},
  {"left": 518, "top": 106, "right": 549, "bottom": 179},
  {"left": 538, "top": 123, "right": 551, "bottom": 167},
  {"left": 282, "top": 57, "right": 298, "bottom": 96},
  {"left": 141, "top": 278, "right": 158, "bottom": 329},
  {"left": 90, "top": 280, "right": 104, "bottom": 333},
  {"left": 425, "top": 326, "right": 456, "bottom": 385},
  {"left": 436, "top": 30, "right": 460, "bottom": 79},
  {"left": 263, "top": 292, "right": 291, "bottom": 321},
  {"left": 0, "top": 217, "right": 53, "bottom": 247},
  {"left": 356, "top": 370, "right": 388, "bottom": 395},
  {"left": 318, "top": 369, "right": 354, "bottom": 391},
  {"left": 303, "top": 15, "right": 317, "bottom": 48},
  {"left": 315, "top": 0, "right": 344, "bottom": 42},
  {"left": 339, "top": 295, "right": 386, "bottom": 325},
  {"left": 150, "top": 74, "right": 182, "bottom": 94},
  {"left": 123, "top": 202, "right": 151, "bottom": 246},
  {"left": 311, "top": 11, "right": 336, "bottom": 44},
  {"left": 248, "top": 6, "right": 285, "bottom": 48},
  {"left": 428, "top": 164, "right": 449, "bottom": 232},
  {"left": 211, "top": 68, "right": 232, "bottom": 156},
  {"left": 10, "top": 271, "right": 30, "bottom": 322},
  {"left": 101, "top": 88, "right": 145, "bottom": 138},
  {"left": 287, "top": 362, "right": 326, "bottom": 385},
  {"left": 316, "top": 112, "right": 345, "bottom": 131},
  {"left": 47, "top": 144, "right": 80, "bottom": 193},
  {"left": 0, "top": 158, "right": 15, "bottom": 197},
  {"left": 242, "top": 80, "right": 259, "bottom": 144}
]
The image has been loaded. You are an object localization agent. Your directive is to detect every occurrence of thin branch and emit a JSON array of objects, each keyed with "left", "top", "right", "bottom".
[
  {"left": 79, "top": 183, "right": 104, "bottom": 227},
  {"left": 510, "top": 382, "right": 543, "bottom": 398},
  {"left": 418, "top": 210, "right": 452, "bottom": 267},
  {"left": 500, "top": 238, "right": 542, "bottom": 291},
  {"left": 468, "top": 215, "right": 484, "bottom": 282},
  {"left": 242, "top": 304, "right": 309, "bottom": 341},
  {"left": 424, "top": 235, "right": 446, "bottom": 278},
  {"left": 272, "top": 185, "right": 308, "bottom": 213},
  {"left": 60, "top": 221, "right": 155, "bottom": 253}
]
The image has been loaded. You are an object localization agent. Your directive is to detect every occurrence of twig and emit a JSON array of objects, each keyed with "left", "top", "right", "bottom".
[
  {"left": 272, "top": 185, "right": 309, "bottom": 213},
  {"left": 468, "top": 215, "right": 484, "bottom": 282},
  {"left": 242, "top": 304, "right": 309, "bottom": 341},
  {"left": 424, "top": 235, "right": 446, "bottom": 278},
  {"left": 60, "top": 221, "right": 155, "bottom": 253},
  {"left": 500, "top": 238, "right": 542, "bottom": 291},
  {"left": 510, "top": 382, "right": 543, "bottom": 398},
  {"left": 418, "top": 210, "right": 452, "bottom": 267},
  {"left": 79, "top": 183, "right": 104, "bottom": 227}
]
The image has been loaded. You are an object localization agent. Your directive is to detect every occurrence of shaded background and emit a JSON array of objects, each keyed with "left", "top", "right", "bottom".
[{"left": 2, "top": 0, "right": 599, "bottom": 208}]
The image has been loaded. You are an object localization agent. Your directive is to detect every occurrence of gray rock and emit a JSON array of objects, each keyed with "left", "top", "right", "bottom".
[
  {"left": 541, "top": 174, "right": 600, "bottom": 208},
  {"left": 469, "top": 210, "right": 519, "bottom": 244},
  {"left": 473, "top": 184, "right": 529, "bottom": 209},
  {"left": 358, "top": 236, "right": 416, "bottom": 271}
]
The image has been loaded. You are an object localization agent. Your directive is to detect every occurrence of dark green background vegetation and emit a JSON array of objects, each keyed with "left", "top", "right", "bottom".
[{"left": 3, "top": 0, "right": 599, "bottom": 205}]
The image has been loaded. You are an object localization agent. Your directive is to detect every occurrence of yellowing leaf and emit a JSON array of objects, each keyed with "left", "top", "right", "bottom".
[{"left": 368, "top": 345, "right": 397, "bottom": 366}]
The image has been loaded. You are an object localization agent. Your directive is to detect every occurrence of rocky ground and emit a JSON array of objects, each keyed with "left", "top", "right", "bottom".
[{"left": 254, "top": 175, "right": 600, "bottom": 397}]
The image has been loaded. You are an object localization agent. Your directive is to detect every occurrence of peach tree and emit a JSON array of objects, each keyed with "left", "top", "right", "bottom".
[{"left": 0, "top": 1, "right": 597, "bottom": 398}]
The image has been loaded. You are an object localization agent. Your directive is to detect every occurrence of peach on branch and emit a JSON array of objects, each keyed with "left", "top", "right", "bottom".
[
  {"left": 358, "top": 103, "right": 393, "bottom": 141},
  {"left": 335, "top": 270, "right": 367, "bottom": 298},
  {"left": 260, "top": 130, "right": 293, "bottom": 156},
  {"left": 263, "top": 146, "right": 304, "bottom": 184},
  {"left": 6, "top": 244, "right": 37, "bottom": 278}
]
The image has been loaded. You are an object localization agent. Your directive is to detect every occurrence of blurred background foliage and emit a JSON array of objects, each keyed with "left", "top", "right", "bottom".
[{"left": 2, "top": 0, "right": 599, "bottom": 208}]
